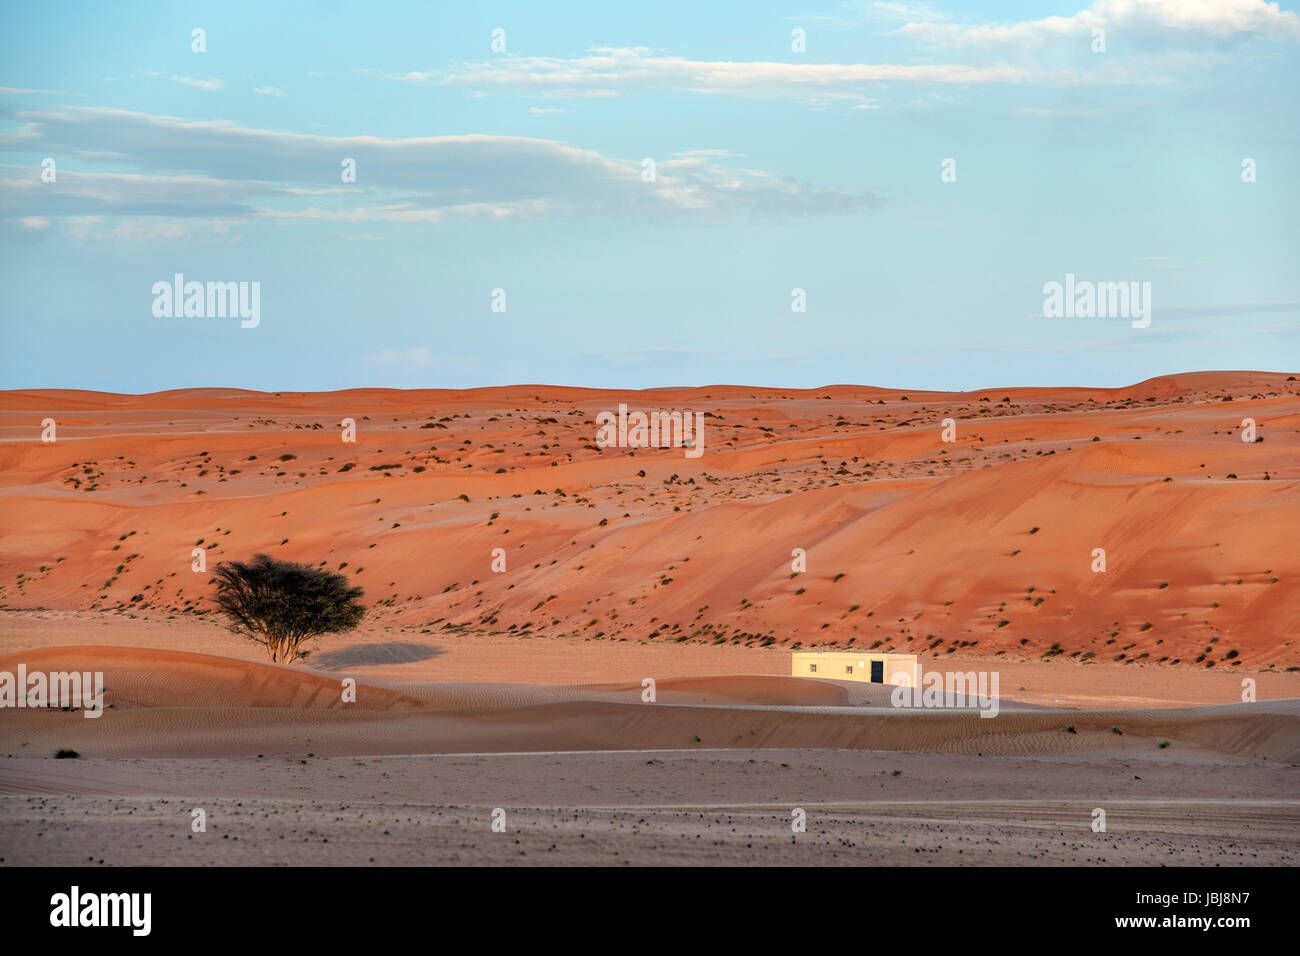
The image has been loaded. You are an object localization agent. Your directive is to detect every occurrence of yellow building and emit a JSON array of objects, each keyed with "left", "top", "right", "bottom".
[{"left": 792, "top": 651, "right": 918, "bottom": 686}]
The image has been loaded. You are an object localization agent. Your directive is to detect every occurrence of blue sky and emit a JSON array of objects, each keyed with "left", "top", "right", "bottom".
[{"left": 1, "top": 0, "right": 1297, "bottom": 392}]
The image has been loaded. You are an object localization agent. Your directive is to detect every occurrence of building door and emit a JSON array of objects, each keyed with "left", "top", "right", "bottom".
[{"left": 870, "top": 660, "right": 884, "bottom": 684}]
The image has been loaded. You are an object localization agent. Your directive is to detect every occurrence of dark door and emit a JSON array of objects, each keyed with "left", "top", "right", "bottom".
[{"left": 870, "top": 660, "right": 884, "bottom": 683}]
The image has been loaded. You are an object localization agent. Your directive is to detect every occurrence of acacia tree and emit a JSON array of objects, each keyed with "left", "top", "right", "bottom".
[{"left": 212, "top": 554, "right": 365, "bottom": 664}]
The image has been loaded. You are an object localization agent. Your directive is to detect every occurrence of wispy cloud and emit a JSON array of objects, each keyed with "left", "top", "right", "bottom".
[
  {"left": 893, "top": 0, "right": 1300, "bottom": 49},
  {"left": 1025, "top": 301, "right": 1300, "bottom": 321},
  {"left": 0, "top": 106, "right": 880, "bottom": 237},
  {"left": 171, "top": 75, "right": 226, "bottom": 91},
  {"left": 791, "top": 1, "right": 954, "bottom": 28},
  {"left": 379, "top": 46, "right": 1039, "bottom": 107},
  {"left": 0, "top": 85, "right": 73, "bottom": 96},
  {"left": 0, "top": 167, "right": 275, "bottom": 220},
  {"left": 365, "top": 346, "right": 436, "bottom": 368},
  {"left": 372, "top": 1, "right": 1300, "bottom": 109},
  {"left": 1015, "top": 106, "right": 1104, "bottom": 117},
  {"left": 1156, "top": 301, "right": 1300, "bottom": 318}
]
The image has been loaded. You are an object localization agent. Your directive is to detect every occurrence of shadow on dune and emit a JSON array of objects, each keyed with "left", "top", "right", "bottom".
[{"left": 309, "top": 642, "right": 445, "bottom": 670}]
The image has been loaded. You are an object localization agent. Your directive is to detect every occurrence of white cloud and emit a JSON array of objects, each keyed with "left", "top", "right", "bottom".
[
  {"left": 388, "top": 47, "right": 1037, "bottom": 106},
  {"left": 894, "top": 0, "right": 1300, "bottom": 48},
  {"left": 171, "top": 75, "right": 226, "bottom": 91},
  {"left": 0, "top": 106, "right": 880, "bottom": 229},
  {"left": 0, "top": 167, "right": 274, "bottom": 220},
  {"left": 62, "top": 216, "right": 102, "bottom": 239},
  {"left": 0, "top": 85, "right": 70, "bottom": 95},
  {"left": 1015, "top": 106, "right": 1103, "bottom": 117},
  {"left": 789, "top": 1, "right": 953, "bottom": 27},
  {"left": 365, "top": 346, "right": 435, "bottom": 367},
  {"left": 252, "top": 86, "right": 286, "bottom": 97},
  {"left": 869, "top": 1, "right": 953, "bottom": 22}
]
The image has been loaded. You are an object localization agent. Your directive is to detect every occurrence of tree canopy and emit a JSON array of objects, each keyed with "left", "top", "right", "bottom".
[{"left": 211, "top": 553, "right": 365, "bottom": 664}]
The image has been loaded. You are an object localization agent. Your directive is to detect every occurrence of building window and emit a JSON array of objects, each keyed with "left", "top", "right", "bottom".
[
  {"left": 845, "top": 665, "right": 853, "bottom": 674},
  {"left": 809, "top": 663, "right": 817, "bottom": 672}
]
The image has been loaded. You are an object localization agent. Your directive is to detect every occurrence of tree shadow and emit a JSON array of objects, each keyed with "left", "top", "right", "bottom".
[{"left": 310, "top": 642, "right": 444, "bottom": 670}]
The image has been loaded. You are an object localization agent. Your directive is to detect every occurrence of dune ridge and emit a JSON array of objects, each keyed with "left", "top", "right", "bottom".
[
  {"left": 2, "top": 371, "right": 1297, "bottom": 670},
  {"left": 2, "top": 646, "right": 1296, "bottom": 762}
]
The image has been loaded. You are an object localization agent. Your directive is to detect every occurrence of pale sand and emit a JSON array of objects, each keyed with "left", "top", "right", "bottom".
[
  {"left": 1, "top": 751, "right": 1295, "bottom": 866},
  {"left": 2, "top": 644, "right": 1297, "bottom": 760},
  {"left": 1, "top": 645, "right": 1297, "bottom": 865},
  {"left": 4, "top": 611, "right": 1298, "bottom": 709}
]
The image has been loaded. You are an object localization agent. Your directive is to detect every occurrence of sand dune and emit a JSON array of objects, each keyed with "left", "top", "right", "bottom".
[
  {"left": 2, "top": 638, "right": 1295, "bottom": 867},
  {"left": 3, "top": 646, "right": 1296, "bottom": 762},
  {"left": 0, "top": 645, "right": 430, "bottom": 711},
  {"left": 2, "top": 372, "right": 1296, "bottom": 673},
  {"left": 8, "top": 610, "right": 1295, "bottom": 709}
]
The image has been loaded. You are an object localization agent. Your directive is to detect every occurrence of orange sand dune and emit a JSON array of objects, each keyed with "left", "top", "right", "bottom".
[
  {"left": 1, "top": 371, "right": 1297, "bottom": 671},
  {"left": 0, "top": 646, "right": 848, "bottom": 711},
  {"left": 0, "top": 645, "right": 430, "bottom": 711}
]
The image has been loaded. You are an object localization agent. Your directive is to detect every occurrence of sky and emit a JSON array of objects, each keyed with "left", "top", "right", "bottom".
[{"left": 1, "top": 0, "right": 1297, "bottom": 393}]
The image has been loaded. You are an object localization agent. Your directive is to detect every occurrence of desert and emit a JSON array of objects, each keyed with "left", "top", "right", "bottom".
[{"left": 1, "top": 372, "right": 1297, "bottom": 866}]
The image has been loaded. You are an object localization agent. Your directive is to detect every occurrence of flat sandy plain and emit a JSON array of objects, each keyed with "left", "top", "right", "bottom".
[{"left": 1, "top": 372, "right": 1297, "bottom": 865}]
